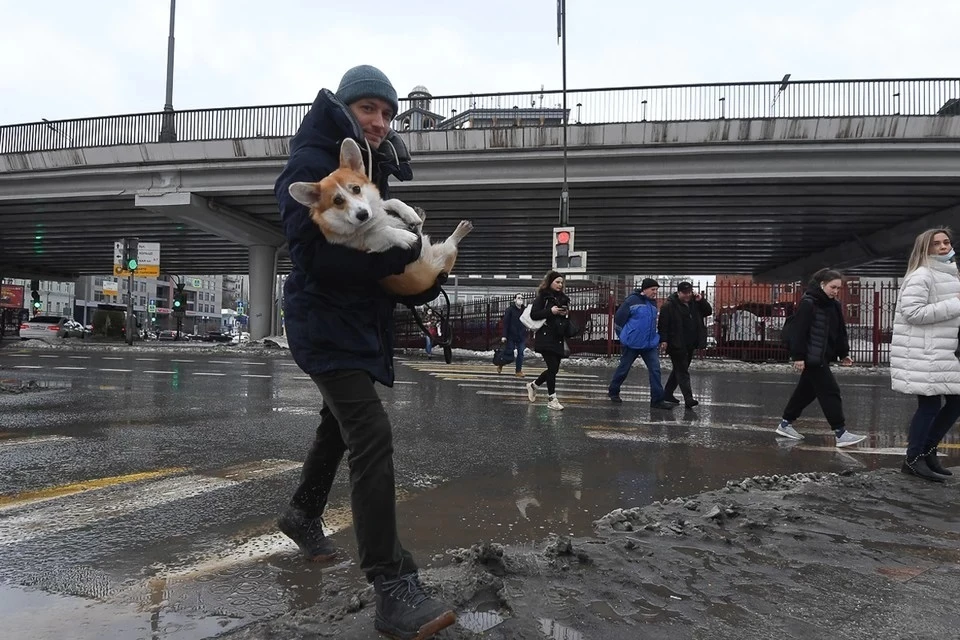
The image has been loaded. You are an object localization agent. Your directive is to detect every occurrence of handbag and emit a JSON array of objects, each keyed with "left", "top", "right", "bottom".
[{"left": 520, "top": 305, "right": 545, "bottom": 331}]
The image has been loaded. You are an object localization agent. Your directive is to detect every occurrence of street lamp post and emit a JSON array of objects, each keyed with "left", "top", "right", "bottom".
[
  {"left": 558, "top": 0, "right": 569, "bottom": 226},
  {"left": 159, "top": 0, "right": 178, "bottom": 142}
]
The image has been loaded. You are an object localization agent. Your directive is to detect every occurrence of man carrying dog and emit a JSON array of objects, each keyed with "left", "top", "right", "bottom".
[
  {"left": 658, "top": 281, "right": 713, "bottom": 408},
  {"left": 275, "top": 64, "right": 455, "bottom": 639}
]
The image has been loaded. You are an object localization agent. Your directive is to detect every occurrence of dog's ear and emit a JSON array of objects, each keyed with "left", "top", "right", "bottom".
[
  {"left": 289, "top": 182, "right": 321, "bottom": 207},
  {"left": 339, "top": 138, "right": 365, "bottom": 174}
]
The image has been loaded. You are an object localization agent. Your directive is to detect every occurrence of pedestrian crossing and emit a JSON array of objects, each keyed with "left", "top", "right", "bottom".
[
  {"left": 0, "top": 450, "right": 439, "bottom": 638},
  {"left": 399, "top": 359, "right": 759, "bottom": 409}
]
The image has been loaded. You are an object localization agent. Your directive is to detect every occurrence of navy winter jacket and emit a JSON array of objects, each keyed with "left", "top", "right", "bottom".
[
  {"left": 502, "top": 304, "right": 527, "bottom": 342},
  {"left": 275, "top": 89, "right": 441, "bottom": 386}
]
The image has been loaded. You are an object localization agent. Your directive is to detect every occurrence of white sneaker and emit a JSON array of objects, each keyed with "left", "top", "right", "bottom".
[
  {"left": 836, "top": 431, "right": 867, "bottom": 448},
  {"left": 526, "top": 382, "right": 538, "bottom": 402},
  {"left": 775, "top": 420, "right": 804, "bottom": 440},
  {"left": 547, "top": 396, "right": 564, "bottom": 411}
]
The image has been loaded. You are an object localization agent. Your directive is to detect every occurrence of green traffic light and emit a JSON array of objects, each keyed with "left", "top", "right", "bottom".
[
  {"left": 173, "top": 299, "right": 181, "bottom": 308},
  {"left": 127, "top": 259, "right": 138, "bottom": 270},
  {"left": 33, "top": 301, "right": 41, "bottom": 309}
]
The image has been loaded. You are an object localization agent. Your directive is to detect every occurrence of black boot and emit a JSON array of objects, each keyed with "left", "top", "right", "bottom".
[
  {"left": 277, "top": 507, "right": 337, "bottom": 561},
  {"left": 374, "top": 573, "right": 456, "bottom": 640},
  {"left": 901, "top": 456, "right": 948, "bottom": 483},
  {"left": 925, "top": 448, "right": 953, "bottom": 476}
]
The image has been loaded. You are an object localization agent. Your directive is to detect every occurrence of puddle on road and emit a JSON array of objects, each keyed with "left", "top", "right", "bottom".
[{"left": 0, "top": 583, "right": 245, "bottom": 640}]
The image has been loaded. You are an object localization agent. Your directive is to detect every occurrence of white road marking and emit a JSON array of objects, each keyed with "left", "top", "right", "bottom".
[
  {"left": 170, "top": 359, "right": 195, "bottom": 363},
  {"left": 13, "top": 365, "right": 42, "bottom": 369},
  {"left": 136, "top": 358, "right": 160, "bottom": 362},
  {"left": 102, "top": 357, "right": 123, "bottom": 360},
  {"left": 0, "top": 435, "right": 74, "bottom": 449},
  {"left": 68, "top": 356, "right": 91, "bottom": 360},
  {"left": 53, "top": 367, "right": 86, "bottom": 371},
  {"left": 240, "top": 361, "right": 267, "bottom": 366},
  {"left": 4, "top": 354, "right": 30, "bottom": 357},
  {"left": 143, "top": 370, "right": 175, "bottom": 374},
  {"left": 99, "top": 368, "right": 133, "bottom": 373},
  {"left": 241, "top": 374, "right": 272, "bottom": 378},
  {"left": 193, "top": 372, "right": 226, "bottom": 376},
  {"left": 0, "top": 459, "right": 302, "bottom": 545},
  {"left": 207, "top": 360, "right": 233, "bottom": 364},
  {"left": 38, "top": 355, "right": 60, "bottom": 359}
]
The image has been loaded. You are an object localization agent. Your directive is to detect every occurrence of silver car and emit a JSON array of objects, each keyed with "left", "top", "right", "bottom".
[{"left": 19, "top": 316, "right": 82, "bottom": 342}]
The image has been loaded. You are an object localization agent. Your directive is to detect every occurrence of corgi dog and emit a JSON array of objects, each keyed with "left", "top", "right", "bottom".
[{"left": 288, "top": 138, "right": 472, "bottom": 297}]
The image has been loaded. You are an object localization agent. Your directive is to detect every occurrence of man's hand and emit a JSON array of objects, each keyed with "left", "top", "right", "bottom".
[
  {"left": 793, "top": 360, "right": 805, "bottom": 372},
  {"left": 501, "top": 337, "right": 506, "bottom": 343},
  {"left": 840, "top": 356, "right": 854, "bottom": 367},
  {"left": 660, "top": 342, "right": 668, "bottom": 354}
]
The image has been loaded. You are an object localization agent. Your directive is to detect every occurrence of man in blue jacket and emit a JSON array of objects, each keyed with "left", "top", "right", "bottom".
[
  {"left": 274, "top": 65, "right": 454, "bottom": 639},
  {"left": 608, "top": 278, "right": 675, "bottom": 409},
  {"left": 498, "top": 293, "right": 528, "bottom": 376}
]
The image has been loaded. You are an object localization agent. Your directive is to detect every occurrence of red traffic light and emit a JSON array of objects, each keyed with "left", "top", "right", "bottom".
[{"left": 556, "top": 231, "right": 571, "bottom": 244}]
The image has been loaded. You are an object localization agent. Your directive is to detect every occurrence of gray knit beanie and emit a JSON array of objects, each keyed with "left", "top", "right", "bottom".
[{"left": 335, "top": 65, "right": 399, "bottom": 115}]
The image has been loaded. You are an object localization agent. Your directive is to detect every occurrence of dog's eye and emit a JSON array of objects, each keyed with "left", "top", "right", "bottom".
[
  {"left": 333, "top": 195, "right": 344, "bottom": 206},
  {"left": 351, "top": 185, "right": 361, "bottom": 195}
]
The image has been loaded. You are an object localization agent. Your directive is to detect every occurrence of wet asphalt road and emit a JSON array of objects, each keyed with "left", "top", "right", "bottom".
[{"left": 0, "top": 345, "right": 937, "bottom": 639}]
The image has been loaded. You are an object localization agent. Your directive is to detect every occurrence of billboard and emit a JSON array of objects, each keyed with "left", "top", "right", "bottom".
[{"left": 0, "top": 284, "right": 24, "bottom": 309}]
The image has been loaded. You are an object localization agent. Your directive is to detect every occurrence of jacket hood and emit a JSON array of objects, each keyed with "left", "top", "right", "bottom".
[
  {"left": 290, "top": 88, "right": 413, "bottom": 183},
  {"left": 804, "top": 285, "right": 833, "bottom": 306}
]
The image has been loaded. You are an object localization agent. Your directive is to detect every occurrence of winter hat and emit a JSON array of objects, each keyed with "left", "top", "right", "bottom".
[
  {"left": 335, "top": 65, "right": 399, "bottom": 116},
  {"left": 640, "top": 278, "right": 660, "bottom": 291},
  {"left": 677, "top": 281, "right": 694, "bottom": 293}
]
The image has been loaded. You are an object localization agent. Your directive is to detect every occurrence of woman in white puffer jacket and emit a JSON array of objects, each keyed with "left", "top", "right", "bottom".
[{"left": 890, "top": 228, "right": 960, "bottom": 482}]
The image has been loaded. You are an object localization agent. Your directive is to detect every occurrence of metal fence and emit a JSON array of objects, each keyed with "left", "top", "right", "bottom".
[
  {"left": 395, "top": 279, "right": 902, "bottom": 366},
  {"left": 3, "top": 78, "right": 959, "bottom": 154}
]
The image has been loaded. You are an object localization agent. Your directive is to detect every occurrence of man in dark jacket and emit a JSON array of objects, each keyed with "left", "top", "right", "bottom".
[
  {"left": 274, "top": 65, "right": 454, "bottom": 638},
  {"left": 498, "top": 294, "right": 528, "bottom": 376},
  {"left": 658, "top": 282, "right": 713, "bottom": 408}
]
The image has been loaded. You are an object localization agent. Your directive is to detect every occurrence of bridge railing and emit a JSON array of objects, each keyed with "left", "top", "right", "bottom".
[{"left": 3, "top": 78, "right": 959, "bottom": 154}]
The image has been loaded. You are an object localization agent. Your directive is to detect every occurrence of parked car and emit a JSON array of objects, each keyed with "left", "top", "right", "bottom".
[
  {"left": 19, "top": 316, "right": 81, "bottom": 342},
  {"left": 158, "top": 330, "right": 183, "bottom": 341}
]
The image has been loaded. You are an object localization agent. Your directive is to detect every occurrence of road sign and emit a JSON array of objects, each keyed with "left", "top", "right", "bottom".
[
  {"left": 192, "top": 278, "right": 202, "bottom": 288},
  {"left": 113, "top": 240, "right": 160, "bottom": 277},
  {"left": 147, "top": 304, "right": 157, "bottom": 313},
  {"left": 102, "top": 281, "right": 119, "bottom": 296}
]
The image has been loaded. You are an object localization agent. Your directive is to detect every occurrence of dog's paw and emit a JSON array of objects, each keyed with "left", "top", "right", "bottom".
[
  {"left": 394, "top": 229, "right": 420, "bottom": 249},
  {"left": 456, "top": 220, "right": 473, "bottom": 235},
  {"left": 383, "top": 199, "right": 423, "bottom": 228}
]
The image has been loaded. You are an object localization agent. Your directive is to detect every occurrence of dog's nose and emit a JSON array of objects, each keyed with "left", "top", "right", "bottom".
[{"left": 356, "top": 209, "right": 369, "bottom": 222}]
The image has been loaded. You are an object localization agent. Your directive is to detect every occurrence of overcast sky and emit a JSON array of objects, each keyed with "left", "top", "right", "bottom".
[{"left": 2, "top": 0, "right": 957, "bottom": 124}]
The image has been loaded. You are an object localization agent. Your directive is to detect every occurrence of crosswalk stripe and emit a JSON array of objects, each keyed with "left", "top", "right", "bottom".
[
  {"left": 0, "top": 435, "right": 74, "bottom": 449},
  {"left": 0, "top": 467, "right": 185, "bottom": 510},
  {"left": 0, "top": 459, "right": 301, "bottom": 545}
]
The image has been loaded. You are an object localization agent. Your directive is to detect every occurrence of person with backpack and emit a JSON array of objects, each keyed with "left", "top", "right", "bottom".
[
  {"left": 775, "top": 268, "right": 867, "bottom": 447},
  {"left": 608, "top": 279, "right": 675, "bottom": 409},
  {"left": 890, "top": 228, "right": 960, "bottom": 482},
  {"left": 658, "top": 281, "right": 713, "bottom": 408},
  {"left": 525, "top": 272, "right": 572, "bottom": 410}
]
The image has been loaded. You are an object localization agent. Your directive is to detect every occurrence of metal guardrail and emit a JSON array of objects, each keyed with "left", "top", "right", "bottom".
[{"left": 2, "top": 78, "right": 959, "bottom": 154}]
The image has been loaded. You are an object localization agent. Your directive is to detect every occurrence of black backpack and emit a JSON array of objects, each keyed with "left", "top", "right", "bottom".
[{"left": 780, "top": 314, "right": 797, "bottom": 348}]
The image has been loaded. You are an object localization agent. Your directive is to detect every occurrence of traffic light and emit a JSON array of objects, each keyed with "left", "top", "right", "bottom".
[
  {"left": 30, "top": 280, "right": 41, "bottom": 312},
  {"left": 551, "top": 226, "right": 587, "bottom": 273},
  {"left": 173, "top": 283, "right": 186, "bottom": 316},
  {"left": 122, "top": 238, "right": 139, "bottom": 271}
]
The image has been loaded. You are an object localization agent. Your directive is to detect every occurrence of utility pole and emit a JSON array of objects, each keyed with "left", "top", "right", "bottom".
[
  {"left": 558, "top": 0, "right": 569, "bottom": 226},
  {"left": 159, "top": 0, "right": 178, "bottom": 142}
]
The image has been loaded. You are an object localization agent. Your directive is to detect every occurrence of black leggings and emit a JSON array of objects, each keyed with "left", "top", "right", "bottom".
[{"left": 535, "top": 352, "right": 562, "bottom": 394}]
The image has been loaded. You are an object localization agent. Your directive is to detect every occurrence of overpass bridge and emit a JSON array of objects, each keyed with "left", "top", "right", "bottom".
[{"left": 3, "top": 77, "right": 960, "bottom": 337}]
